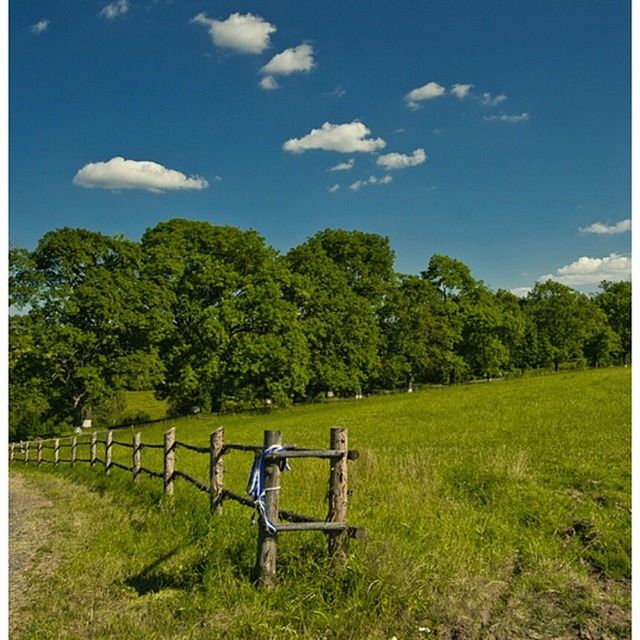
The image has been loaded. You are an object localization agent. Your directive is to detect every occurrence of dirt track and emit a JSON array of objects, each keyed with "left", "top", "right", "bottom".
[{"left": 9, "top": 473, "right": 55, "bottom": 636}]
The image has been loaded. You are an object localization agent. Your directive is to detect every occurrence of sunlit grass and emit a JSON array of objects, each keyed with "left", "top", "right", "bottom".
[{"left": 12, "top": 367, "right": 630, "bottom": 639}]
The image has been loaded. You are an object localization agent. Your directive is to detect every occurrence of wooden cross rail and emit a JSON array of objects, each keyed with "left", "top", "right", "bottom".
[{"left": 9, "top": 425, "right": 363, "bottom": 585}]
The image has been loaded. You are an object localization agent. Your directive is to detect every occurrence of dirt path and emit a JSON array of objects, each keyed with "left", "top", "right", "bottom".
[{"left": 9, "top": 472, "right": 56, "bottom": 636}]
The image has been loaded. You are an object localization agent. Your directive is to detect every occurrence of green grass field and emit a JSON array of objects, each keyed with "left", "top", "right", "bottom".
[{"left": 10, "top": 368, "right": 631, "bottom": 639}]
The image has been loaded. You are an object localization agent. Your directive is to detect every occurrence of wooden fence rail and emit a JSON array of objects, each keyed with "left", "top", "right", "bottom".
[{"left": 9, "top": 425, "right": 363, "bottom": 584}]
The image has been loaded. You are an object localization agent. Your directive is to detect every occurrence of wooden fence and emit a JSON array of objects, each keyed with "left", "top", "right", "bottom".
[{"left": 9, "top": 427, "right": 363, "bottom": 586}]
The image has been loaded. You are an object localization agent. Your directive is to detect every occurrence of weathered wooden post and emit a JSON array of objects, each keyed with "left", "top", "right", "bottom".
[
  {"left": 10, "top": 442, "right": 15, "bottom": 462},
  {"left": 164, "top": 427, "right": 176, "bottom": 495},
  {"left": 133, "top": 432, "right": 141, "bottom": 483},
  {"left": 255, "top": 430, "right": 281, "bottom": 587},
  {"left": 37, "top": 440, "right": 43, "bottom": 466},
  {"left": 105, "top": 431, "right": 113, "bottom": 474},
  {"left": 54, "top": 438, "right": 60, "bottom": 466},
  {"left": 90, "top": 432, "right": 97, "bottom": 467},
  {"left": 327, "top": 427, "right": 349, "bottom": 563},
  {"left": 71, "top": 436, "right": 77, "bottom": 466},
  {"left": 24, "top": 441, "right": 29, "bottom": 464},
  {"left": 209, "top": 427, "right": 224, "bottom": 514}
]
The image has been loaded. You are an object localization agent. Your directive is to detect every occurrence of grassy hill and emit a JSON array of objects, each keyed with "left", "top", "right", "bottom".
[{"left": 11, "top": 368, "right": 631, "bottom": 639}]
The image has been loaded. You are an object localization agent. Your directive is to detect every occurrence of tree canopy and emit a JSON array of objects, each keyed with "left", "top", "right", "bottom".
[{"left": 9, "top": 220, "right": 631, "bottom": 438}]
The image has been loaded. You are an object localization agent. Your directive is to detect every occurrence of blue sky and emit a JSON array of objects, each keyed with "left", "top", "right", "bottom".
[{"left": 9, "top": 0, "right": 631, "bottom": 294}]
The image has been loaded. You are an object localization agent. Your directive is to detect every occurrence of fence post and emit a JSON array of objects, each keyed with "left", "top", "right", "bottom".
[
  {"left": 327, "top": 427, "right": 349, "bottom": 564},
  {"left": 105, "top": 431, "right": 113, "bottom": 474},
  {"left": 209, "top": 427, "right": 224, "bottom": 514},
  {"left": 255, "top": 430, "right": 281, "bottom": 587},
  {"left": 90, "top": 432, "right": 97, "bottom": 467},
  {"left": 10, "top": 443, "right": 14, "bottom": 462},
  {"left": 133, "top": 432, "right": 141, "bottom": 483},
  {"left": 24, "top": 441, "right": 29, "bottom": 464},
  {"left": 54, "top": 438, "right": 60, "bottom": 466},
  {"left": 164, "top": 427, "right": 175, "bottom": 495},
  {"left": 37, "top": 440, "right": 43, "bottom": 466},
  {"left": 71, "top": 436, "right": 77, "bottom": 466}
]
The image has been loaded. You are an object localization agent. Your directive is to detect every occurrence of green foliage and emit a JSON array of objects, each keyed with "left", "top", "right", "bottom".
[{"left": 8, "top": 221, "right": 632, "bottom": 437}]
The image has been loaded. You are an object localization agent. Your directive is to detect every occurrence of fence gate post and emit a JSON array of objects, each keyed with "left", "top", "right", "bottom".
[
  {"left": 255, "top": 430, "right": 281, "bottom": 587},
  {"left": 133, "top": 432, "right": 141, "bottom": 483},
  {"left": 90, "top": 432, "right": 97, "bottom": 467},
  {"left": 105, "top": 431, "right": 113, "bottom": 474},
  {"left": 37, "top": 440, "right": 43, "bottom": 466},
  {"left": 71, "top": 436, "right": 77, "bottom": 466},
  {"left": 327, "top": 427, "right": 349, "bottom": 563},
  {"left": 164, "top": 427, "right": 175, "bottom": 495},
  {"left": 54, "top": 438, "right": 60, "bottom": 466},
  {"left": 10, "top": 443, "right": 14, "bottom": 462},
  {"left": 209, "top": 427, "right": 224, "bottom": 514},
  {"left": 24, "top": 441, "right": 29, "bottom": 464}
]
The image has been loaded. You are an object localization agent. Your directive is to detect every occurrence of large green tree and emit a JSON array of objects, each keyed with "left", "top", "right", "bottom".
[
  {"left": 9, "top": 228, "right": 163, "bottom": 432},
  {"left": 594, "top": 280, "right": 631, "bottom": 364},
  {"left": 141, "top": 219, "right": 309, "bottom": 413}
]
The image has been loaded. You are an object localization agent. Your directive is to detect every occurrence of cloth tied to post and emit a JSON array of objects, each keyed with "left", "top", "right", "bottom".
[{"left": 246, "top": 445, "right": 290, "bottom": 534}]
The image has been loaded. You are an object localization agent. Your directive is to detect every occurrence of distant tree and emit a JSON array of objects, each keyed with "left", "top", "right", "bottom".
[
  {"left": 594, "top": 280, "right": 631, "bottom": 364},
  {"left": 9, "top": 228, "right": 163, "bottom": 432},
  {"left": 525, "top": 280, "right": 614, "bottom": 371},
  {"left": 141, "top": 219, "right": 309, "bottom": 413},
  {"left": 285, "top": 239, "right": 382, "bottom": 397}
]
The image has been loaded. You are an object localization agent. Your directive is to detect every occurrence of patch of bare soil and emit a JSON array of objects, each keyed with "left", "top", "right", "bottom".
[{"left": 9, "top": 473, "right": 56, "bottom": 636}]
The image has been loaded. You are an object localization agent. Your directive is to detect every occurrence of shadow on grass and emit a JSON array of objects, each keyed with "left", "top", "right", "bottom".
[{"left": 125, "top": 546, "right": 209, "bottom": 595}]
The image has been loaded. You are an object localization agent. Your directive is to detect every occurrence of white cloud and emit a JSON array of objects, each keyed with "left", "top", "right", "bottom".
[
  {"left": 73, "top": 157, "right": 209, "bottom": 192},
  {"left": 451, "top": 83, "right": 473, "bottom": 99},
  {"left": 579, "top": 219, "right": 631, "bottom": 235},
  {"left": 483, "top": 112, "right": 529, "bottom": 123},
  {"left": 376, "top": 148, "right": 426, "bottom": 170},
  {"left": 510, "top": 287, "right": 532, "bottom": 298},
  {"left": 540, "top": 253, "right": 631, "bottom": 286},
  {"left": 260, "top": 75, "right": 279, "bottom": 90},
  {"left": 31, "top": 19, "right": 49, "bottom": 35},
  {"left": 99, "top": 0, "right": 129, "bottom": 19},
  {"left": 283, "top": 121, "right": 386, "bottom": 154},
  {"left": 329, "top": 159, "right": 354, "bottom": 172},
  {"left": 262, "top": 44, "right": 315, "bottom": 76},
  {"left": 481, "top": 92, "right": 507, "bottom": 106},
  {"left": 405, "top": 82, "right": 446, "bottom": 109},
  {"left": 349, "top": 175, "right": 393, "bottom": 191},
  {"left": 328, "top": 184, "right": 340, "bottom": 193},
  {"left": 191, "top": 12, "right": 276, "bottom": 54}
]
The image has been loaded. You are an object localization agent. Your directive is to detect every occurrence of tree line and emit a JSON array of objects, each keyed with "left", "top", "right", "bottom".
[{"left": 9, "top": 219, "right": 631, "bottom": 439}]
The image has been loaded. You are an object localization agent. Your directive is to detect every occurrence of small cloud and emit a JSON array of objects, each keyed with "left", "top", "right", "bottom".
[
  {"left": 376, "top": 148, "right": 426, "bottom": 170},
  {"left": 349, "top": 175, "right": 393, "bottom": 191},
  {"left": 510, "top": 287, "right": 532, "bottom": 298},
  {"left": 214, "top": 175, "right": 223, "bottom": 182},
  {"left": 539, "top": 252, "right": 631, "bottom": 286},
  {"left": 99, "top": 0, "right": 129, "bottom": 19},
  {"left": 73, "top": 157, "right": 209, "bottom": 192},
  {"left": 262, "top": 43, "right": 315, "bottom": 76},
  {"left": 579, "top": 219, "right": 630, "bottom": 235},
  {"left": 329, "top": 159, "right": 354, "bottom": 172},
  {"left": 328, "top": 183, "right": 340, "bottom": 193},
  {"left": 31, "top": 19, "right": 49, "bottom": 35},
  {"left": 405, "top": 81, "right": 446, "bottom": 110},
  {"left": 481, "top": 92, "right": 507, "bottom": 106},
  {"left": 283, "top": 121, "right": 386, "bottom": 154},
  {"left": 324, "top": 86, "right": 346, "bottom": 98},
  {"left": 433, "top": 128, "right": 444, "bottom": 135},
  {"left": 191, "top": 12, "right": 276, "bottom": 55},
  {"left": 394, "top": 128, "right": 406, "bottom": 134},
  {"left": 483, "top": 112, "right": 529, "bottom": 123},
  {"left": 260, "top": 75, "right": 279, "bottom": 90},
  {"left": 451, "top": 83, "right": 473, "bottom": 99}
]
